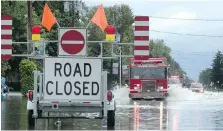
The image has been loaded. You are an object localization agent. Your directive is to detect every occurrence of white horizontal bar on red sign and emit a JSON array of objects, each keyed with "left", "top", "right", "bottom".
[
  {"left": 61, "top": 40, "right": 84, "bottom": 44},
  {"left": 1, "top": 15, "right": 12, "bottom": 60},
  {"left": 134, "top": 16, "right": 150, "bottom": 60}
]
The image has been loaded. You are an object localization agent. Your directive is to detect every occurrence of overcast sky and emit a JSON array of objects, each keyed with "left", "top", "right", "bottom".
[{"left": 85, "top": 0, "right": 223, "bottom": 80}]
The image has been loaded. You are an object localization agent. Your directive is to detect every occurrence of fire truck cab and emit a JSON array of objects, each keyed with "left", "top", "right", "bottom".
[{"left": 128, "top": 57, "right": 168, "bottom": 100}]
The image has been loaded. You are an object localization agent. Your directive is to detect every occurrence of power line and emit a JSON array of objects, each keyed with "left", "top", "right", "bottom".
[
  {"left": 171, "top": 51, "right": 217, "bottom": 54},
  {"left": 150, "top": 30, "right": 223, "bottom": 37},
  {"left": 150, "top": 16, "right": 223, "bottom": 22},
  {"left": 171, "top": 52, "right": 218, "bottom": 55},
  {"left": 170, "top": 51, "right": 217, "bottom": 55},
  {"left": 171, "top": 57, "right": 211, "bottom": 60}
]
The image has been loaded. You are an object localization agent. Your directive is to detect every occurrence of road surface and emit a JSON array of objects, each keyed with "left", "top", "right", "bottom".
[{"left": 1, "top": 86, "right": 223, "bottom": 130}]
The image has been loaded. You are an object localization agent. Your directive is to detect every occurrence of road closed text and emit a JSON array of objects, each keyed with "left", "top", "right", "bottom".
[
  {"left": 44, "top": 58, "right": 102, "bottom": 100},
  {"left": 46, "top": 81, "right": 99, "bottom": 96}
]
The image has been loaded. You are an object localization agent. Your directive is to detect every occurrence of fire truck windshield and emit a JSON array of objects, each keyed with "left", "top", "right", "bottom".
[{"left": 130, "top": 67, "right": 167, "bottom": 79}]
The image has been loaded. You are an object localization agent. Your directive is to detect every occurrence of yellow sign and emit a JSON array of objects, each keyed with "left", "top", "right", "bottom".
[
  {"left": 106, "top": 34, "right": 115, "bottom": 42},
  {"left": 32, "top": 34, "right": 40, "bottom": 41}
]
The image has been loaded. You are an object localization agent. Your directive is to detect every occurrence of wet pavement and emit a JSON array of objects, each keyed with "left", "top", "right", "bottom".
[{"left": 1, "top": 87, "right": 223, "bottom": 130}]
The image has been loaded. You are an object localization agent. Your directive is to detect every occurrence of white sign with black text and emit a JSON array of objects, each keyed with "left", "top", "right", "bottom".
[{"left": 44, "top": 58, "right": 102, "bottom": 100}]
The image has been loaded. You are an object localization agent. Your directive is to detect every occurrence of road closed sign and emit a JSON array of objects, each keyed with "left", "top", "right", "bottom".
[{"left": 44, "top": 57, "right": 102, "bottom": 100}]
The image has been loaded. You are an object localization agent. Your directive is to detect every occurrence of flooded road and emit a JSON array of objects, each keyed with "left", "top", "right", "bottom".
[{"left": 2, "top": 87, "right": 223, "bottom": 130}]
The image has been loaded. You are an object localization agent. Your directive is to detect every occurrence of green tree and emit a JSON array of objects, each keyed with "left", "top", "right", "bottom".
[
  {"left": 211, "top": 51, "right": 223, "bottom": 88},
  {"left": 1, "top": 61, "right": 11, "bottom": 76},
  {"left": 86, "top": 4, "right": 134, "bottom": 76},
  {"left": 150, "top": 39, "right": 172, "bottom": 62},
  {"left": 149, "top": 39, "right": 186, "bottom": 77},
  {"left": 198, "top": 68, "right": 212, "bottom": 87},
  {"left": 32, "top": 1, "right": 87, "bottom": 56},
  {"left": 19, "top": 59, "right": 37, "bottom": 96},
  {"left": 1, "top": 1, "right": 31, "bottom": 83},
  {"left": 1, "top": 1, "right": 87, "bottom": 86}
]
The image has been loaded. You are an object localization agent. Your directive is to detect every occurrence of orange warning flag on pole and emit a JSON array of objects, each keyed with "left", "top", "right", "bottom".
[
  {"left": 90, "top": 4, "right": 108, "bottom": 32},
  {"left": 41, "top": 3, "right": 57, "bottom": 32}
]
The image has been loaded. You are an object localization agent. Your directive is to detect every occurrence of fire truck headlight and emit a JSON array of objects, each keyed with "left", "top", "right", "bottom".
[
  {"left": 158, "top": 86, "right": 163, "bottom": 89},
  {"left": 134, "top": 84, "right": 140, "bottom": 87},
  {"left": 134, "top": 84, "right": 140, "bottom": 89}
]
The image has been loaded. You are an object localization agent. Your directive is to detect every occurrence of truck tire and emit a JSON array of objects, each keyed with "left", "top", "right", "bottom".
[
  {"left": 107, "top": 110, "right": 115, "bottom": 127},
  {"left": 28, "top": 110, "right": 35, "bottom": 127}
]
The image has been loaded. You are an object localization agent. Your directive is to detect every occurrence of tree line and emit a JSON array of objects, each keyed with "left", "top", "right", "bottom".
[
  {"left": 1, "top": 1, "right": 191, "bottom": 91},
  {"left": 199, "top": 51, "right": 223, "bottom": 90}
]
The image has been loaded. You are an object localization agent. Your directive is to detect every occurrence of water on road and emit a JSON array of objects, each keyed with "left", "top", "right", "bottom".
[{"left": 1, "top": 87, "right": 223, "bottom": 130}]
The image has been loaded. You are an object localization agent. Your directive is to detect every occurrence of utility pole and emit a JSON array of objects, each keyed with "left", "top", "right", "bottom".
[
  {"left": 120, "top": 44, "right": 123, "bottom": 86},
  {"left": 110, "top": 13, "right": 115, "bottom": 87},
  {"left": 71, "top": 1, "right": 75, "bottom": 26},
  {"left": 27, "top": 1, "right": 32, "bottom": 53},
  {"left": 119, "top": 47, "right": 122, "bottom": 88}
]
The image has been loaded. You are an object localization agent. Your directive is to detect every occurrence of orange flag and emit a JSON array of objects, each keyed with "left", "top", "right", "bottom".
[
  {"left": 90, "top": 4, "right": 108, "bottom": 32},
  {"left": 41, "top": 3, "right": 57, "bottom": 31}
]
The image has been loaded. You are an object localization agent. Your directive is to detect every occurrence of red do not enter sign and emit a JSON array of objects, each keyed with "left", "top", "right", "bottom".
[{"left": 60, "top": 30, "right": 85, "bottom": 55}]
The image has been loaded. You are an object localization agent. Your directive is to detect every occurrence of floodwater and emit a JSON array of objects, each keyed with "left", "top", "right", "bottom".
[{"left": 1, "top": 87, "right": 223, "bottom": 130}]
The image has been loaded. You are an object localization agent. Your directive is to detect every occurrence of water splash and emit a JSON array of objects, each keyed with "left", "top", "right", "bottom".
[
  {"left": 167, "top": 86, "right": 223, "bottom": 102},
  {"left": 112, "top": 86, "right": 131, "bottom": 105},
  {"left": 167, "top": 87, "right": 202, "bottom": 102}
]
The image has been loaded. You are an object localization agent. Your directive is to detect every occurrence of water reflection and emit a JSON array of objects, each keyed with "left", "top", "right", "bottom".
[
  {"left": 2, "top": 93, "right": 223, "bottom": 130},
  {"left": 1, "top": 96, "right": 169, "bottom": 130},
  {"left": 167, "top": 100, "right": 223, "bottom": 130},
  {"left": 1, "top": 96, "right": 27, "bottom": 130},
  {"left": 130, "top": 100, "right": 168, "bottom": 130}
]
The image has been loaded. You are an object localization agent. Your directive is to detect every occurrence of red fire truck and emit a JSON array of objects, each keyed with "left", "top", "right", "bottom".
[{"left": 128, "top": 57, "right": 168, "bottom": 100}]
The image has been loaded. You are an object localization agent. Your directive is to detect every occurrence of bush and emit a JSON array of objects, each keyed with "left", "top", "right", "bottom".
[
  {"left": 19, "top": 59, "right": 37, "bottom": 96},
  {"left": 1, "top": 60, "right": 11, "bottom": 76}
]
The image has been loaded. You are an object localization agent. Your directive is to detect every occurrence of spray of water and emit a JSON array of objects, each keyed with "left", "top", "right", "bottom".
[
  {"left": 167, "top": 86, "right": 223, "bottom": 102},
  {"left": 112, "top": 85, "right": 131, "bottom": 105},
  {"left": 112, "top": 85, "right": 223, "bottom": 107},
  {"left": 167, "top": 87, "right": 202, "bottom": 102}
]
